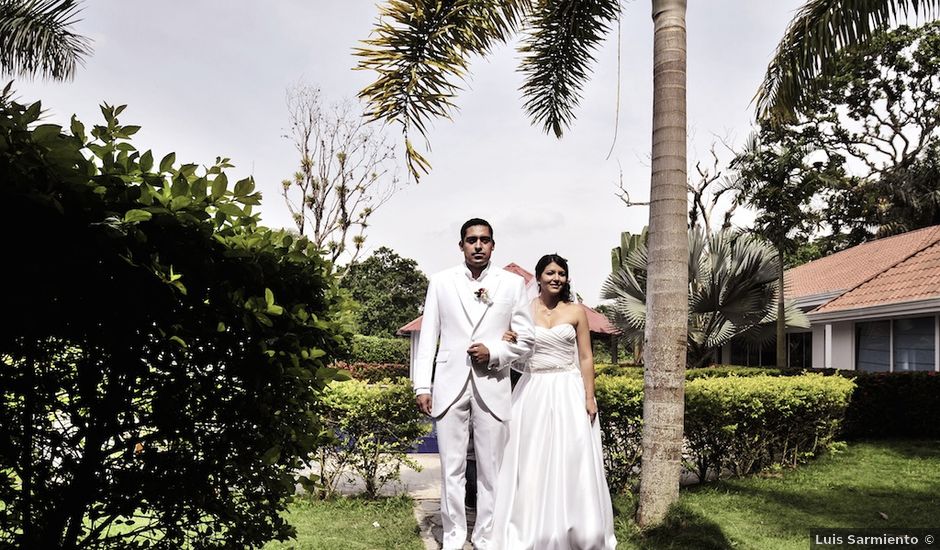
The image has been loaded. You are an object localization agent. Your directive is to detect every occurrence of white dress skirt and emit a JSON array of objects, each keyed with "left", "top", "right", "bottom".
[{"left": 492, "top": 324, "right": 617, "bottom": 550}]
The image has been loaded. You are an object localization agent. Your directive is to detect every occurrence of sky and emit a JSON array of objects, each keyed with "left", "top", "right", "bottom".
[{"left": 14, "top": 0, "right": 807, "bottom": 305}]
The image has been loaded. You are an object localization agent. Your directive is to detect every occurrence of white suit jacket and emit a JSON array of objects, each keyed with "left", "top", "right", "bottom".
[{"left": 413, "top": 264, "right": 535, "bottom": 420}]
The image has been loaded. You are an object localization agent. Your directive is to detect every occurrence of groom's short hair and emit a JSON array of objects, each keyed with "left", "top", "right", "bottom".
[{"left": 460, "top": 218, "right": 493, "bottom": 241}]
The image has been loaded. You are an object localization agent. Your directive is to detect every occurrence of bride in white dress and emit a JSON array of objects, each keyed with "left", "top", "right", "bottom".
[{"left": 492, "top": 254, "right": 617, "bottom": 550}]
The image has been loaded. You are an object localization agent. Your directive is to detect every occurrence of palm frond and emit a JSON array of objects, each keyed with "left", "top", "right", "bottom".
[
  {"left": 755, "top": 0, "right": 940, "bottom": 123},
  {"left": 0, "top": 0, "right": 91, "bottom": 80},
  {"left": 518, "top": 0, "right": 620, "bottom": 137},
  {"left": 356, "top": 0, "right": 531, "bottom": 179}
]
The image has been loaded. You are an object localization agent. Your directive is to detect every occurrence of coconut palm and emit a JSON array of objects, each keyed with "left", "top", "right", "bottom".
[
  {"left": 0, "top": 0, "right": 91, "bottom": 81},
  {"left": 357, "top": 0, "right": 689, "bottom": 526},
  {"left": 755, "top": 0, "right": 940, "bottom": 122},
  {"left": 604, "top": 227, "right": 809, "bottom": 369}
]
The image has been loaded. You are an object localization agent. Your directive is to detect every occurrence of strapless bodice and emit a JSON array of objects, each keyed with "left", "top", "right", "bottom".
[{"left": 527, "top": 324, "right": 579, "bottom": 373}]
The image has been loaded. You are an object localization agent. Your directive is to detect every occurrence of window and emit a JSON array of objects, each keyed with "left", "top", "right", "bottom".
[
  {"left": 787, "top": 332, "right": 812, "bottom": 369},
  {"left": 893, "top": 317, "right": 935, "bottom": 372},
  {"left": 855, "top": 317, "right": 938, "bottom": 372},
  {"left": 856, "top": 321, "right": 890, "bottom": 372},
  {"left": 729, "top": 339, "right": 775, "bottom": 367}
]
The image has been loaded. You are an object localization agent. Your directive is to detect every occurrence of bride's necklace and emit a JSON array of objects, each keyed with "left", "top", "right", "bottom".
[{"left": 540, "top": 300, "right": 559, "bottom": 317}]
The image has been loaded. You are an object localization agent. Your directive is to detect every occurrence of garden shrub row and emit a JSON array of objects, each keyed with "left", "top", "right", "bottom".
[
  {"left": 686, "top": 367, "right": 940, "bottom": 439},
  {"left": 348, "top": 334, "right": 410, "bottom": 364},
  {"left": 684, "top": 374, "right": 854, "bottom": 480},
  {"left": 594, "top": 363, "right": 785, "bottom": 380},
  {"left": 314, "top": 378, "right": 429, "bottom": 499},
  {"left": 840, "top": 371, "right": 940, "bottom": 439},
  {"left": 335, "top": 361, "right": 410, "bottom": 382},
  {"left": 594, "top": 376, "right": 644, "bottom": 493},
  {"left": 595, "top": 373, "right": 855, "bottom": 490}
]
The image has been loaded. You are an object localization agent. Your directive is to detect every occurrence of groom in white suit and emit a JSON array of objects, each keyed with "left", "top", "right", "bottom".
[{"left": 413, "top": 218, "right": 534, "bottom": 550}]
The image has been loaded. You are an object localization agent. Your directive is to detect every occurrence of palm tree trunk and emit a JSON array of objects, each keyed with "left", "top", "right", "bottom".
[
  {"left": 776, "top": 248, "right": 786, "bottom": 367},
  {"left": 636, "top": 0, "right": 688, "bottom": 528}
]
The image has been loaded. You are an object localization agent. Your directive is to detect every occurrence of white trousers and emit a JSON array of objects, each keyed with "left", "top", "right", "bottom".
[{"left": 435, "top": 376, "right": 508, "bottom": 550}]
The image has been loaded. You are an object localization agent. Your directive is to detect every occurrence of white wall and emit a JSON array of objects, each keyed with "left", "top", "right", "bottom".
[
  {"left": 811, "top": 322, "right": 854, "bottom": 370},
  {"left": 830, "top": 321, "right": 855, "bottom": 370},
  {"left": 812, "top": 324, "right": 826, "bottom": 368}
]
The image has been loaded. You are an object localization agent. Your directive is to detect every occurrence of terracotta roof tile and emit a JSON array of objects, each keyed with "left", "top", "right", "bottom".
[
  {"left": 784, "top": 225, "right": 940, "bottom": 299},
  {"left": 502, "top": 262, "right": 535, "bottom": 284},
  {"left": 815, "top": 240, "right": 940, "bottom": 313}
]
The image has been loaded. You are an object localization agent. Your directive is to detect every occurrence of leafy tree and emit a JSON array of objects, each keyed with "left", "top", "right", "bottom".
[
  {"left": 281, "top": 82, "right": 401, "bottom": 265},
  {"left": 341, "top": 247, "right": 429, "bottom": 338},
  {"left": 759, "top": 22, "right": 940, "bottom": 253},
  {"left": 0, "top": 0, "right": 91, "bottom": 80},
  {"left": 756, "top": 0, "right": 940, "bottom": 123},
  {"left": 356, "top": 0, "right": 691, "bottom": 525},
  {"left": 602, "top": 227, "right": 809, "bottom": 369},
  {"left": 730, "top": 125, "right": 840, "bottom": 366},
  {"left": 0, "top": 89, "right": 353, "bottom": 548}
]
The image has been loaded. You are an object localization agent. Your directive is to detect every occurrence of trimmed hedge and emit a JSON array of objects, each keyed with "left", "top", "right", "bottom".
[
  {"left": 595, "top": 376, "right": 644, "bottom": 493},
  {"left": 684, "top": 374, "right": 854, "bottom": 481},
  {"left": 705, "top": 367, "right": 940, "bottom": 440},
  {"left": 594, "top": 364, "right": 785, "bottom": 380},
  {"left": 336, "top": 362, "right": 410, "bottom": 383},
  {"left": 315, "top": 378, "right": 429, "bottom": 498},
  {"left": 595, "top": 363, "right": 643, "bottom": 378},
  {"left": 841, "top": 371, "right": 940, "bottom": 439},
  {"left": 349, "top": 334, "right": 410, "bottom": 364},
  {"left": 595, "top": 373, "right": 855, "bottom": 490},
  {"left": 685, "top": 365, "right": 788, "bottom": 379}
]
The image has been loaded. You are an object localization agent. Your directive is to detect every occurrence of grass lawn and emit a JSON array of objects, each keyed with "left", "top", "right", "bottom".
[
  {"left": 263, "top": 495, "right": 423, "bottom": 550},
  {"left": 613, "top": 439, "right": 940, "bottom": 549},
  {"left": 264, "top": 440, "right": 937, "bottom": 549}
]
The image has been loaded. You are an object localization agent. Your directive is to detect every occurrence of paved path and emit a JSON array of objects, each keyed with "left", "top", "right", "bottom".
[{"left": 403, "top": 454, "right": 473, "bottom": 550}]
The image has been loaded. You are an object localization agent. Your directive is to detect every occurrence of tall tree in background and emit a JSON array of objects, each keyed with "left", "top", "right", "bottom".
[
  {"left": 730, "top": 126, "right": 835, "bottom": 367},
  {"left": 758, "top": 22, "right": 940, "bottom": 256},
  {"left": 341, "top": 247, "right": 429, "bottom": 337},
  {"left": 756, "top": 0, "right": 940, "bottom": 123},
  {"left": 356, "top": 0, "right": 690, "bottom": 526},
  {"left": 281, "top": 83, "right": 401, "bottom": 266},
  {"left": 0, "top": 0, "right": 91, "bottom": 80}
]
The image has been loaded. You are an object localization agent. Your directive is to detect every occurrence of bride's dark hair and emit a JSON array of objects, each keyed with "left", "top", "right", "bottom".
[{"left": 535, "top": 254, "right": 572, "bottom": 302}]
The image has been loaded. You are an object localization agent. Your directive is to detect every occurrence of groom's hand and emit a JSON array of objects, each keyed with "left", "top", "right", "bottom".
[
  {"left": 416, "top": 394, "right": 432, "bottom": 416},
  {"left": 467, "top": 343, "right": 490, "bottom": 367}
]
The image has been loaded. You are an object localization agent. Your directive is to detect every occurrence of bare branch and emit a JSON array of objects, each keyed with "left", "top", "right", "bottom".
[
  {"left": 282, "top": 81, "right": 403, "bottom": 266},
  {"left": 615, "top": 163, "right": 649, "bottom": 207}
]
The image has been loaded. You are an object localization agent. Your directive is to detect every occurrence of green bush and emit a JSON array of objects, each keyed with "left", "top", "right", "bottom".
[
  {"left": 0, "top": 94, "right": 353, "bottom": 547},
  {"left": 595, "top": 376, "right": 644, "bottom": 493},
  {"left": 315, "top": 379, "right": 430, "bottom": 499},
  {"left": 336, "top": 361, "right": 410, "bottom": 383},
  {"left": 349, "top": 334, "right": 410, "bottom": 364},
  {"left": 595, "top": 373, "right": 854, "bottom": 490},
  {"left": 595, "top": 364, "right": 784, "bottom": 380},
  {"left": 841, "top": 371, "right": 940, "bottom": 439},
  {"left": 685, "top": 365, "right": 787, "bottom": 379},
  {"left": 594, "top": 363, "right": 644, "bottom": 378},
  {"left": 684, "top": 374, "right": 855, "bottom": 481}
]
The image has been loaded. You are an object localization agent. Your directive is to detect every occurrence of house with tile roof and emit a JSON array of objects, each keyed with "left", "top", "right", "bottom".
[{"left": 758, "top": 225, "right": 940, "bottom": 372}]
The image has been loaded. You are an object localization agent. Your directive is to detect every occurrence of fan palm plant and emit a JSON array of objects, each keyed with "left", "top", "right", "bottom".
[{"left": 603, "top": 227, "right": 809, "bottom": 369}]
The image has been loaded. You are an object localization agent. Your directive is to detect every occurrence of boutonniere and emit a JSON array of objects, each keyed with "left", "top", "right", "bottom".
[{"left": 474, "top": 287, "right": 492, "bottom": 305}]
